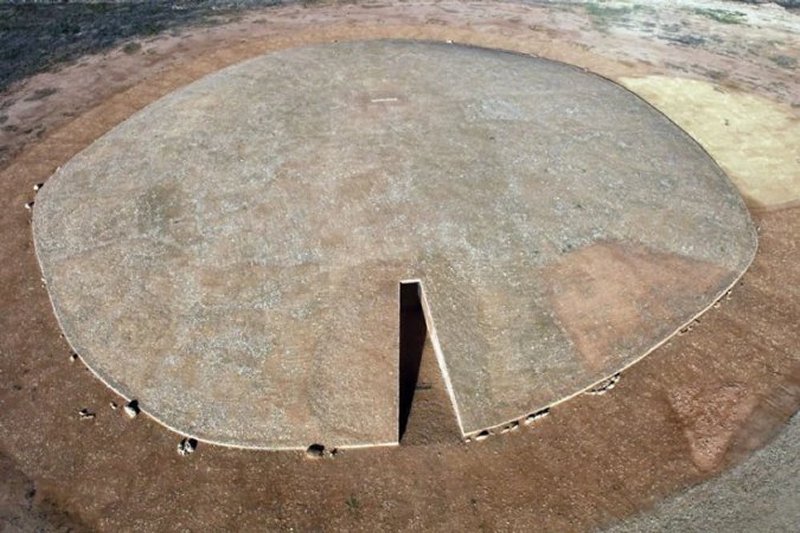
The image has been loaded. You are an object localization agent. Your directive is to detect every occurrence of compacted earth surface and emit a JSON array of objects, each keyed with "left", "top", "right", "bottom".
[{"left": 1, "top": 1, "right": 799, "bottom": 531}]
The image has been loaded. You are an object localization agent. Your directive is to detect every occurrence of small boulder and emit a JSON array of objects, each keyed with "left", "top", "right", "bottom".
[
  {"left": 123, "top": 400, "right": 140, "bottom": 418},
  {"left": 177, "top": 437, "right": 197, "bottom": 456}
]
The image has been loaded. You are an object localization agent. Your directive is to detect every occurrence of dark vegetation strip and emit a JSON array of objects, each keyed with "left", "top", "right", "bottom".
[{"left": 0, "top": 1, "right": 285, "bottom": 94}]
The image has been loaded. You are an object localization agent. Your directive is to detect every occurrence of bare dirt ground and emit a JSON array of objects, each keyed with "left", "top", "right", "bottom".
[{"left": 1, "top": 1, "right": 799, "bottom": 531}]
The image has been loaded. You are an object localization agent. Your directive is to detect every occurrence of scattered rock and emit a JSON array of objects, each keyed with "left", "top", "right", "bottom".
[
  {"left": 24, "top": 201, "right": 34, "bottom": 210},
  {"left": 587, "top": 373, "right": 621, "bottom": 395},
  {"left": 306, "top": 443, "right": 325, "bottom": 459},
  {"left": 177, "top": 437, "right": 197, "bottom": 456},
  {"left": 500, "top": 421, "right": 519, "bottom": 434},
  {"left": 78, "top": 408, "right": 95, "bottom": 420},
  {"left": 524, "top": 408, "right": 550, "bottom": 425},
  {"left": 325, "top": 447, "right": 339, "bottom": 459},
  {"left": 109, "top": 401, "right": 118, "bottom": 410},
  {"left": 475, "top": 430, "right": 491, "bottom": 441},
  {"left": 69, "top": 352, "right": 78, "bottom": 363},
  {"left": 304, "top": 443, "right": 338, "bottom": 459},
  {"left": 123, "top": 399, "right": 140, "bottom": 418},
  {"left": 33, "top": 183, "right": 44, "bottom": 191}
]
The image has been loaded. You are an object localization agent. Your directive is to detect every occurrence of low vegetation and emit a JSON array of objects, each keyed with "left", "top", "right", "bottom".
[{"left": 693, "top": 8, "right": 747, "bottom": 25}]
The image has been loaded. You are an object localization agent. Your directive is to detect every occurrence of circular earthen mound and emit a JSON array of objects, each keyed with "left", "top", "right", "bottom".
[{"left": 32, "top": 40, "right": 756, "bottom": 449}]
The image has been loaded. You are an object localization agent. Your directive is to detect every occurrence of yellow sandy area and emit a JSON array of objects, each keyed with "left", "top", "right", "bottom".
[{"left": 620, "top": 75, "right": 800, "bottom": 210}]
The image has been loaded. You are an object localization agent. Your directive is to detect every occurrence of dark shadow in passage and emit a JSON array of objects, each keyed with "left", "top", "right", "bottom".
[{"left": 398, "top": 281, "right": 426, "bottom": 441}]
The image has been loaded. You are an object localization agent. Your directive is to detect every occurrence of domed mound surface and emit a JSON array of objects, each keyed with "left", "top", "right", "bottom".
[{"left": 32, "top": 40, "right": 756, "bottom": 449}]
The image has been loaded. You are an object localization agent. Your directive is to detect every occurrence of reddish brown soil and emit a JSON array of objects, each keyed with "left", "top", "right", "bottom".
[
  {"left": 1, "top": 2, "right": 799, "bottom": 531},
  {"left": 544, "top": 242, "right": 728, "bottom": 370}
]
